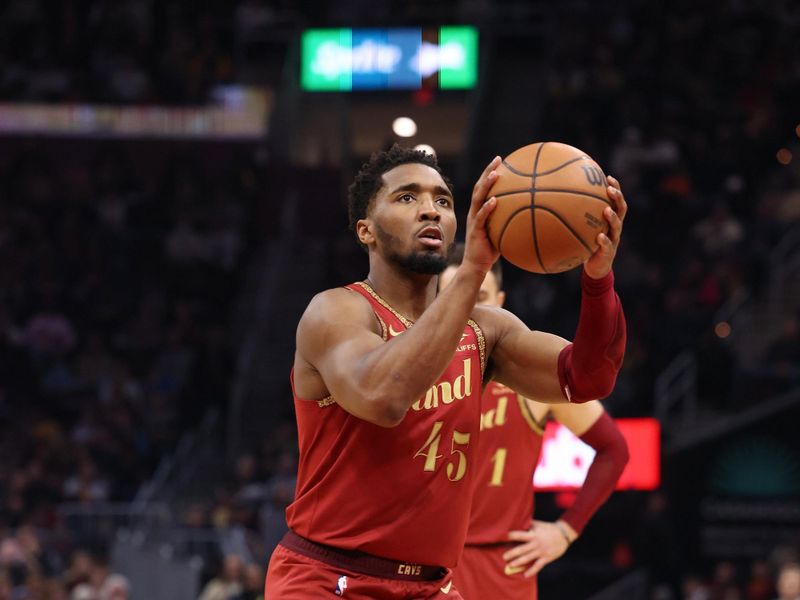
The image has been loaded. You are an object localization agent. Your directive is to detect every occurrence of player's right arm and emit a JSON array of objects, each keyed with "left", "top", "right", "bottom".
[
  {"left": 294, "top": 276, "right": 480, "bottom": 428},
  {"left": 294, "top": 156, "right": 503, "bottom": 428}
]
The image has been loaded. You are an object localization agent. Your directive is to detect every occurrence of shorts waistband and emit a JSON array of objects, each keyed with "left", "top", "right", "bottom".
[{"left": 279, "top": 530, "right": 446, "bottom": 581}]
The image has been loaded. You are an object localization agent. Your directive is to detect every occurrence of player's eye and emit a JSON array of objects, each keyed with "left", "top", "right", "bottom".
[
  {"left": 436, "top": 197, "right": 451, "bottom": 207},
  {"left": 399, "top": 194, "right": 414, "bottom": 203}
]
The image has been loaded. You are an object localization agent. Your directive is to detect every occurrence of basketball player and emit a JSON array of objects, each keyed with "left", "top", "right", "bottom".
[
  {"left": 265, "top": 145, "right": 628, "bottom": 599},
  {"left": 440, "top": 246, "right": 629, "bottom": 600}
]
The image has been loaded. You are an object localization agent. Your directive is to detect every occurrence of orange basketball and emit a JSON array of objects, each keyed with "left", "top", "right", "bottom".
[{"left": 486, "top": 142, "right": 611, "bottom": 274}]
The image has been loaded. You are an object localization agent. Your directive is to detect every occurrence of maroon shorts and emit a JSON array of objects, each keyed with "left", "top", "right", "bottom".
[
  {"left": 452, "top": 544, "right": 537, "bottom": 600},
  {"left": 265, "top": 533, "right": 463, "bottom": 600}
]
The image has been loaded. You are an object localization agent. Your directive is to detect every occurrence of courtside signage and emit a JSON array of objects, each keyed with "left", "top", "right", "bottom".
[
  {"left": 534, "top": 418, "right": 661, "bottom": 491},
  {"left": 300, "top": 26, "right": 478, "bottom": 91}
]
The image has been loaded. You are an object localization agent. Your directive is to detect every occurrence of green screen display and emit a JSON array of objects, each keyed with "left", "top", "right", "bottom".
[{"left": 300, "top": 26, "right": 478, "bottom": 91}]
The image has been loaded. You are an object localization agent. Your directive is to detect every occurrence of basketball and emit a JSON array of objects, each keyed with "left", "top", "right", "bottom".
[{"left": 486, "top": 142, "right": 611, "bottom": 274}]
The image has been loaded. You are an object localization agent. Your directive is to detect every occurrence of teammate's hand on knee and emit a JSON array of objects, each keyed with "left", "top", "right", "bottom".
[{"left": 503, "top": 520, "right": 571, "bottom": 578}]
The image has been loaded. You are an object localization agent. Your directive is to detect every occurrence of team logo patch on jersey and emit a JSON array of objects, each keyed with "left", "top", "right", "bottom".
[{"left": 334, "top": 575, "right": 348, "bottom": 596}]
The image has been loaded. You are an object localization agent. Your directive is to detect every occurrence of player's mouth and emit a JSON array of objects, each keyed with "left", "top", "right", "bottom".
[{"left": 416, "top": 226, "right": 443, "bottom": 249}]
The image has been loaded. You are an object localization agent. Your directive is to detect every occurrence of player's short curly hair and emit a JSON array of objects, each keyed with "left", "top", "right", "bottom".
[{"left": 347, "top": 144, "right": 452, "bottom": 248}]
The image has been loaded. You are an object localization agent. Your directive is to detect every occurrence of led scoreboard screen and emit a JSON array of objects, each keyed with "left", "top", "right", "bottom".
[
  {"left": 534, "top": 418, "right": 661, "bottom": 492},
  {"left": 300, "top": 26, "right": 478, "bottom": 91}
]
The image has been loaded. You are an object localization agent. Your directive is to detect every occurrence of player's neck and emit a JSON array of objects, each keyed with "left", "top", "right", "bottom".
[{"left": 365, "top": 261, "right": 438, "bottom": 322}]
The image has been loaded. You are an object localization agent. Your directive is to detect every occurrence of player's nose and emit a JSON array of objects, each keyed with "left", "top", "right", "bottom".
[{"left": 418, "top": 196, "right": 441, "bottom": 221}]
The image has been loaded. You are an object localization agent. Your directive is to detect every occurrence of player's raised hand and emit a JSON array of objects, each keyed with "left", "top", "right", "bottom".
[
  {"left": 503, "top": 519, "right": 575, "bottom": 578},
  {"left": 462, "top": 156, "right": 502, "bottom": 276},
  {"left": 583, "top": 175, "right": 628, "bottom": 280}
]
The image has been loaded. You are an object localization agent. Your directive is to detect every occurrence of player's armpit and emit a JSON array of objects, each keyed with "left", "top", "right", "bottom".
[{"left": 482, "top": 306, "right": 569, "bottom": 404}]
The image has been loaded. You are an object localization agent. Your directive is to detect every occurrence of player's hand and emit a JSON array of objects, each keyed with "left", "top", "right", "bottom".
[
  {"left": 462, "top": 156, "right": 502, "bottom": 276},
  {"left": 583, "top": 175, "right": 627, "bottom": 280},
  {"left": 503, "top": 520, "right": 574, "bottom": 578}
]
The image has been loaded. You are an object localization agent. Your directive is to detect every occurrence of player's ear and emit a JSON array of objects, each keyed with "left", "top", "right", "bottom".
[
  {"left": 356, "top": 219, "right": 375, "bottom": 246},
  {"left": 497, "top": 290, "right": 506, "bottom": 308}
]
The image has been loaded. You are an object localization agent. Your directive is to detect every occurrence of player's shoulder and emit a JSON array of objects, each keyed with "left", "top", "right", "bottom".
[
  {"left": 300, "top": 286, "right": 376, "bottom": 330},
  {"left": 471, "top": 304, "right": 520, "bottom": 336}
]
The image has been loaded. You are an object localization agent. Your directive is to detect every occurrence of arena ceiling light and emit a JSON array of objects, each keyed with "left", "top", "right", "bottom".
[{"left": 393, "top": 117, "right": 417, "bottom": 137}]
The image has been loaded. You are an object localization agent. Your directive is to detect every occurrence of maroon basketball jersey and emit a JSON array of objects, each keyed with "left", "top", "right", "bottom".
[
  {"left": 285, "top": 282, "right": 485, "bottom": 567},
  {"left": 464, "top": 381, "right": 544, "bottom": 545}
]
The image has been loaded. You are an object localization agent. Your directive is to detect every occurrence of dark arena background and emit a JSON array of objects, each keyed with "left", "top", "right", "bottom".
[{"left": 1, "top": 1, "right": 799, "bottom": 599}]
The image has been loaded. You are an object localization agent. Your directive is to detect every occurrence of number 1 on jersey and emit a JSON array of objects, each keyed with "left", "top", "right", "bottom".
[{"left": 489, "top": 447, "right": 507, "bottom": 486}]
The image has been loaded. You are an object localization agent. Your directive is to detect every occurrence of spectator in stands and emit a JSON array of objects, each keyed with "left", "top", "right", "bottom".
[
  {"left": 197, "top": 553, "right": 244, "bottom": 600},
  {"left": 97, "top": 573, "right": 130, "bottom": 600},
  {"left": 235, "top": 564, "right": 265, "bottom": 600}
]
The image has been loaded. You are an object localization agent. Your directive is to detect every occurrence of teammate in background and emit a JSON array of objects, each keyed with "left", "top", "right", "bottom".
[
  {"left": 441, "top": 245, "right": 629, "bottom": 600},
  {"left": 265, "top": 145, "right": 628, "bottom": 599}
]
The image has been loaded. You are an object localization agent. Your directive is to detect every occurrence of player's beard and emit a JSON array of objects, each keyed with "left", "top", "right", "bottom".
[{"left": 375, "top": 222, "right": 449, "bottom": 275}]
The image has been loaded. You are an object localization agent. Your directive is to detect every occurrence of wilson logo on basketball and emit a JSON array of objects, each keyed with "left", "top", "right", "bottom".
[{"left": 581, "top": 165, "right": 605, "bottom": 186}]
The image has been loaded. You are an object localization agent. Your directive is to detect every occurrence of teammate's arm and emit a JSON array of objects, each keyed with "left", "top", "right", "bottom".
[
  {"left": 552, "top": 401, "right": 628, "bottom": 535},
  {"left": 503, "top": 400, "right": 628, "bottom": 577},
  {"left": 486, "top": 176, "right": 628, "bottom": 404},
  {"left": 295, "top": 157, "right": 502, "bottom": 428}
]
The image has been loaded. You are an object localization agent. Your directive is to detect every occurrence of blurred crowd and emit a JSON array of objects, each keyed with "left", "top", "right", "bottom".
[
  {"left": 0, "top": 140, "right": 263, "bottom": 598},
  {"left": 514, "top": 0, "right": 800, "bottom": 416},
  {"left": 0, "top": 0, "right": 799, "bottom": 599}
]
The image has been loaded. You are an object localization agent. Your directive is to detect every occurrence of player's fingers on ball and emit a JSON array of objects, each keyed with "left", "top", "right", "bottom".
[
  {"left": 603, "top": 205, "right": 620, "bottom": 225},
  {"left": 474, "top": 156, "right": 501, "bottom": 192},
  {"left": 470, "top": 173, "right": 498, "bottom": 215},
  {"left": 606, "top": 183, "right": 628, "bottom": 221},
  {"left": 597, "top": 232, "right": 614, "bottom": 252},
  {"left": 475, "top": 170, "right": 498, "bottom": 200},
  {"left": 606, "top": 184, "right": 621, "bottom": 209},
  {"left": 604, "top": 206, "right": 622, "bottom": 236},
  {"left": 475, "top": 196, "right": 497, "bottom": 223}
]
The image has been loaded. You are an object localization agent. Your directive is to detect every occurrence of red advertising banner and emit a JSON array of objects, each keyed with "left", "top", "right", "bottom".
[{"left": 533, "top": 418, "right": 661, "bottom": 491}]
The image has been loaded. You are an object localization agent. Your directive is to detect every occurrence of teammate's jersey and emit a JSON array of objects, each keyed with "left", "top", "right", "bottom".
[
  {"left": 464, "top": 381, "right": 544, "bottom": 545},
  {"left": 285, "top": 281, "right": 486, "bottom": 567}
]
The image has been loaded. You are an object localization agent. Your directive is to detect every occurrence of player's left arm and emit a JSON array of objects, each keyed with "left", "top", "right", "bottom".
[
  {"left": 503, "top": 400, "right": 629, "bottom": 577},
  {"left": 488, "top": 176, "right": 628, "bottom": 404}
]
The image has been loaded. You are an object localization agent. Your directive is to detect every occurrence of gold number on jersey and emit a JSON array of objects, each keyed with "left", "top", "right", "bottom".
[
  {"left": 489, "top": 447, "right": 508, "bottom": 486},
  {"left": 414, "top": 421, "right": 444, "bottom": 471},
  {"left": 415, "top": 421, "right": 471, "bottom": 482},
  {"left": 446, "top": 430, "right": 471, "bottom": 482}
]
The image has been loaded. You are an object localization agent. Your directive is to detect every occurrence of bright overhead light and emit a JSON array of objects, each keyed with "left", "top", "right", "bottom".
[
  {"left": 414, "top": 143, "right": 436, "bottom": 157},
  {"left": 393, "top": 117, "right": 417, "bottom": 137}
]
